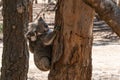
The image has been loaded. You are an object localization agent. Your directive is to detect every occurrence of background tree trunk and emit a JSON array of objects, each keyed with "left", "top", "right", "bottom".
[
  {"left": 83, "top": 0, "right": 120, "bottom": 37},
  {"left": 48, "top": 0, "right": 51, "bottom": 3},
  {"left": 118, "top": 0, "right": 120, "bottom": 7},
  {"left": 1, "top": 0, "right": 29, "bottom": 80},
  {"left": 0, "top": 0, "right": 2, "bottom": 7},
  {"left": 35, "top": 0, "right": 38, "bottom": 4},
  {"left": 29, "top": 0, "right": 33, "bottom": 22},
  {"left": 49, "top": 0, "right": 94, "bottom": 80}
]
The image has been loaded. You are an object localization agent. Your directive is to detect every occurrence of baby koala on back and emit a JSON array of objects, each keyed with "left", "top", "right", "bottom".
[{"left": 26, "top": 17, "right": 57, "bottom": 71}]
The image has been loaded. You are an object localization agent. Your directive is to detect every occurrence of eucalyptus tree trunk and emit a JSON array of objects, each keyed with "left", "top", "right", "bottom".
[
  {"left": 1, "top": 0, "right": 29, "bottom": 80},
  {"left": 48, "top": 0, "right": 51, "bottom": 3},
  {"left": 0, "top": 0, "right": 2, "bottom": 7},
  {"left": 83, "top": 0, "right": 120, "bottom": 37},
  {"left": 49, "top": 0, "right": 94, "bottom": 80},
  {"left": 118, "top": 0, "right": 120, "bottom": 7},
  {"left": 34, "top": 0, "right": 38, "bottom": 4},
  {"left": 29, "top": 0, "right": 33, "bottom": 22}
]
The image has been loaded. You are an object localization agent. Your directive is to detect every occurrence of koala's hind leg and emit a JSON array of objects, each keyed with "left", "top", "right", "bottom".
[
  {"left": 34, "top": 55, "right": 51, "bottom": 71},
  {"left": 34, "top": 50, "right": 51, "bottom": 71},
  {"left": 33, "top": 45, "right": 52, "bottom": 71}
]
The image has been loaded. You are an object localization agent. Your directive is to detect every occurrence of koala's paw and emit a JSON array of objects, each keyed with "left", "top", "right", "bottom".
[{"left": 34, "top": 56, "right": 51, "bottom": 71}]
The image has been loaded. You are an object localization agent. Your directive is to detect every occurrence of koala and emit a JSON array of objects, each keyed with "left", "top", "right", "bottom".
[{"left": 25, "top": 17, "right": 57, "bottom": 71}]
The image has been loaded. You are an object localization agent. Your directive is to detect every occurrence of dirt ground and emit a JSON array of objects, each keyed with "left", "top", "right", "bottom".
[{"left": 0, "top": 1, "right": 120, "bottom": 80}]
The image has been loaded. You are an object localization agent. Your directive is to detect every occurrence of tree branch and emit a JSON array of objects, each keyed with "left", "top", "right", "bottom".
[{"left": 83, "top": 0, "right": 120, "bottom": 37}]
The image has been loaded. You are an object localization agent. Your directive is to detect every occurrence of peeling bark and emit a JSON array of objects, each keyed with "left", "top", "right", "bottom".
[
  {"left": 49, "top": 0, "right": 94, "bottom": 80},
  {"left": 83, "top": 0, "right": 120, "bottom": 37}
]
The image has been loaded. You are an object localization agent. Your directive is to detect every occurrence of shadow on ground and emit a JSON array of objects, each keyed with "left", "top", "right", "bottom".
[{"left": 93, "top": 20, "right": 120, "bottom": 46}]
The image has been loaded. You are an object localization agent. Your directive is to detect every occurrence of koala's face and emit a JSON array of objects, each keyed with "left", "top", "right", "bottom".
[
  {"left": 25, "top": 23, "right": 37, "bottom": 41},
  {"left": 25, "top": 17, "right": 49, "bottom": 41}
]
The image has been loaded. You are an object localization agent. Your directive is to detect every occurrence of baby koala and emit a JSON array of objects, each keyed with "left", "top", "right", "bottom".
[{"left": 25, "top": 17, "right": 57, "bottom": 71}]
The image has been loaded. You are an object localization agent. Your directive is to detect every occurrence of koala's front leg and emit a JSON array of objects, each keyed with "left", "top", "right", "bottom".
[
  {"left": 28, "top": 40, "right": 35, "bottom": 53},
  {"left": 42, "top": 30, "right": 57, "bottom": 46}
]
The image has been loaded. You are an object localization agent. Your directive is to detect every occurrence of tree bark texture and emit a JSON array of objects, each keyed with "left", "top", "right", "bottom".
[
  {"left": 29, "top": 0, "right": 33, "bottom": 22},
  {"left": 1, "top": 0, "right": 29, "bottom": 80},
  {"left": 118, "top": 0, "right": 120, "bottom": 7},
  {"left": 49, "top": 0, "right": 94, "bottom": 80},
  {"left": 83, "top": 0, "right": 120, "bottom": 37}
]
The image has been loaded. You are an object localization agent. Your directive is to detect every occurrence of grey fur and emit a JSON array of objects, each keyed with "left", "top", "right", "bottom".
[{"left": 25, "top": 17, "right": 56, "bottom": 71}]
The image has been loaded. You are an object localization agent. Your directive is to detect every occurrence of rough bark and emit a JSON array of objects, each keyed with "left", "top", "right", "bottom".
[
  {"left": 1, "top": 0, "right": 29, "bottom": 80},
  {"left": 29, "top": 0, "right": 33, "bottom": 22},
  {"left": 83, "top": 0, "right": 120, "bottom": 37},
  {"left": 49, "top": 0, "right": 94, "bottom": 80}
]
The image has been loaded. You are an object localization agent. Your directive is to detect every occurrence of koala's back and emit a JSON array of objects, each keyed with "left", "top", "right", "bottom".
[{"left": 33, "top": 35, "right": 52, "bottom": 59}]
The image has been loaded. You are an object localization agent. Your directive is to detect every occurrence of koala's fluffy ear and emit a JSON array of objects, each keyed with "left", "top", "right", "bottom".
[
  {"left": 38, "top": 17, "right": 44, "bottom": 24},
  {"left": 38, "top": 17, "right": 49, "bottom": 31},
  {"left": 38, "top": 17, "right": 43, "bottom": 21}
]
